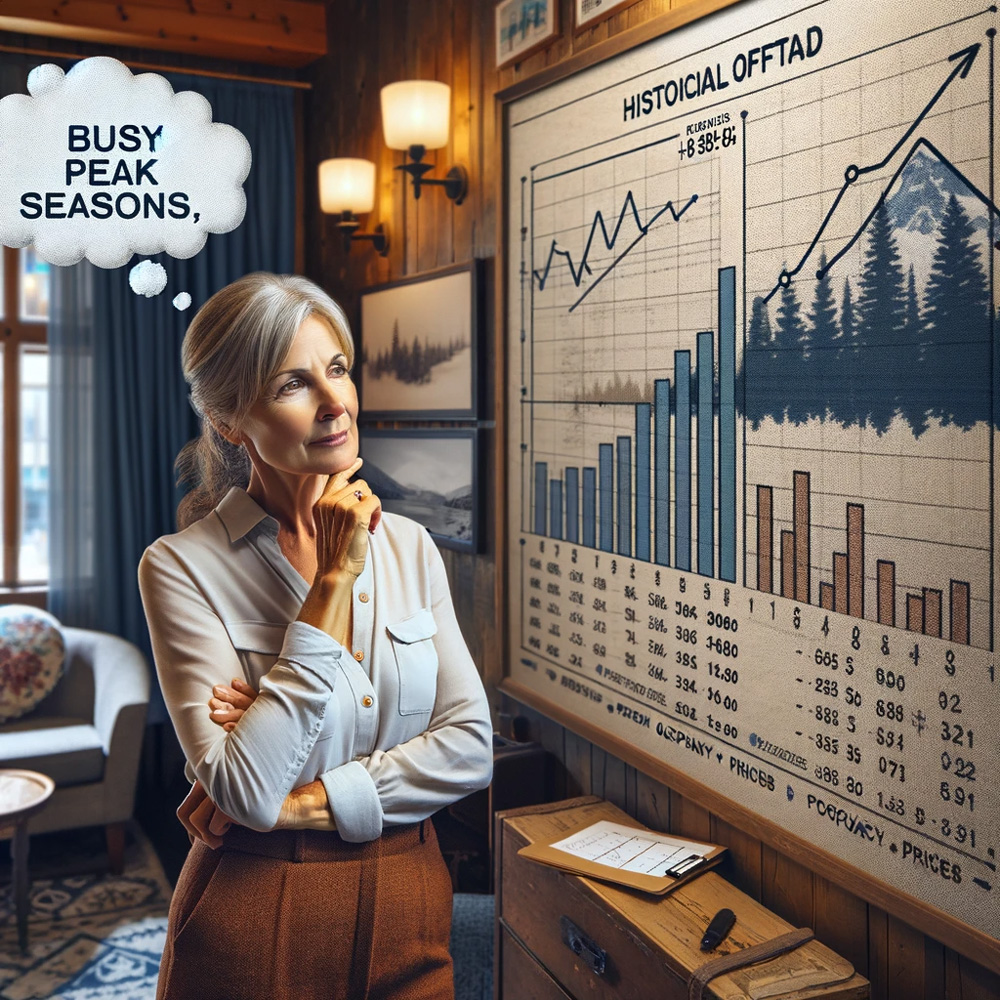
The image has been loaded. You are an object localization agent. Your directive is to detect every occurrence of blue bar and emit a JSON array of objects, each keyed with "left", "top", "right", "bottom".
[
  {"left": 583, "top": 467, "right": 597, "bottom": 548},
  {"left": 697, "top": 331, "right": 714, "bottom": 577},
  {"left": 617, "top": 436, "right": 632, "bottom": 556},
  {"left": 718, "top": 266, "right": 737, "bottom": 583},
  {"left": 550, "top": 480, "right": 563, "bottom": 540},
  {"left": 599, "top": 444, "right": 614, "bottom": 552},
  {"left": 565, "top": 468, "right": 580, "bottom": 544},
  {"left": 675, "top": 351, "right": 691, "bottom": 571},
  {"left": 635, "top": 404, "right": 651, "bottom": 562},
  {"left": 534, "top": 462, "right": 548, "bottom": 536},
  {"left": 654, "top": 380, "right": 671, "bottom": 566}
]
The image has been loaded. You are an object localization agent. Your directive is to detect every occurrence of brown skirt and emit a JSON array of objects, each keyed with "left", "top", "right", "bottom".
[{"left": 156, "top": 820, "right": 454, "bottom": 1000}]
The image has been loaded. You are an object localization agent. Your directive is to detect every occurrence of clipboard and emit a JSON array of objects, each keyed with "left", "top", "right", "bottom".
[{"left": 517, "top": 817, "right": 728, "bottom": 895}]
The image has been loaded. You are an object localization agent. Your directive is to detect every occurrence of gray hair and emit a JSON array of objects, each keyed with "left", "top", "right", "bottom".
[{"left": 174, "top": 272, "right": 355, "bottom": 530}]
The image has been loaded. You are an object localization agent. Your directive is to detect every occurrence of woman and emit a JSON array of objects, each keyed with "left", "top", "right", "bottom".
[{"left": 137, "top": 272, "right": 494, "bottom": 1000}]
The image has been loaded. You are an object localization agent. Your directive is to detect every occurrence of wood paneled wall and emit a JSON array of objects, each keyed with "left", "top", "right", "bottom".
[{"left": 302, "top": 2, "right": 999, "bottom": 997}]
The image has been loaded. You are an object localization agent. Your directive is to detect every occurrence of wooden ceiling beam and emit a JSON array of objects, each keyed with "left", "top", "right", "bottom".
[{"left": 0, "top": 0, "right": 327, "bottom": 68}]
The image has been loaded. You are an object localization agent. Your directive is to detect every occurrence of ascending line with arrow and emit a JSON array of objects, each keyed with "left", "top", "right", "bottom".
[{"left": 762, "top": 42, "right": 983, "bottom": 304}]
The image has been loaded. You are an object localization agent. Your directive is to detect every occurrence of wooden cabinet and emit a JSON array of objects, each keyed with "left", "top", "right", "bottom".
[{"left": 494, "top": 797, "right": 870, "bottom": 1000}]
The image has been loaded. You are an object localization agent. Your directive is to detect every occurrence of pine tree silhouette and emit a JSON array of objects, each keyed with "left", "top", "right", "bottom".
[
  {"left": 390, "top": 321, "right": 401, "bottom": 375},
  {"left": 840, "top": 278, "right": 856, "bottom": 344},
  {"left": 923, "top": 194, "right": 990, "bottom": 430},
  {"left": 773, "top": 277, "right": 806, "bottom": 424},
  {"left": 807, "top": 251, "right": 837, "bottom": 421},
  {"left": 856, "top": 203, "right": 906, "bottom": 432},
  {"left": 740, "top": 295, "right": 773, "bottom": 429},
  {"left": 411, "top": 336, "right": 425, "bottom": 384},
  {"left": 897, "top": 265, "right": 928, "bottom": 435}
]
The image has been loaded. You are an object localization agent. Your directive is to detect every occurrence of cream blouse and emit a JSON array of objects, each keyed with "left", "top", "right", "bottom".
[{"left": 137, "top": 486, "right": 493, "bottom": 842}]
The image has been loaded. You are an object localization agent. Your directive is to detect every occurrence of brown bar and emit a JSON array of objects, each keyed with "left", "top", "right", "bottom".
[
  {"left": 847, "top": 503, "right": 865, "bottom": 619},
  {"left": 833, "top": 553, "right": 848, "bottom": 614},
  {"left": 819, "top": 582, "right": 834, "bottom": 610},
  {"left": 781, "top": 530, "right": 795, "bottom": 599},
  {"left": 877, "top": 560, "right": 896, "bottom": 627},
  {"left": 757, "top": 486, "right": 773, "bottom": 593},
  {"left": 923, "top": 589, "right": 942, "bottom": 638},
  {"left": 793, "top": 471, "right": 811, "bottom": 603},
  {"left": 950, "top": 580, "right": 970, "bottom": 645},
  {"left": 906, "top": 593, "right": 925, "bottom": 633}
]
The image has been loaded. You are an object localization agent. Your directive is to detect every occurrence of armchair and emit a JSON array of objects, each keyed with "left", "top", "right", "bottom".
[{"left": 0, "top": 626, "right": 150, "bottom": 874}]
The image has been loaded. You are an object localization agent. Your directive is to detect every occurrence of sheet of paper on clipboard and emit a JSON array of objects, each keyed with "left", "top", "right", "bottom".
[
  {"left": 518, "top": 817, "right": 727, "bottom": 894},
  {"left": 551, "top": 820, "right": 717, "bottom": 876}
]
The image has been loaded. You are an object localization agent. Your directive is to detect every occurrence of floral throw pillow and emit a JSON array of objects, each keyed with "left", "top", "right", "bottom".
[{"left": 0, "top": 605, "right": 67, "bottom": 723}]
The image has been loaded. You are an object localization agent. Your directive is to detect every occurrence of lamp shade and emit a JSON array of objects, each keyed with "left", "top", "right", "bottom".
[
  {"left": 380, "top": 80, "right": 451, "bottom": 150},
  {"left": 318, "top": 158, "right": 376, "bottom": 214}
]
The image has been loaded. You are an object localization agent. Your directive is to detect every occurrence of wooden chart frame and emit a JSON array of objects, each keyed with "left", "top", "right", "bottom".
[{"left": 491, "top": 0, "right": 1000, "bottom": 976}]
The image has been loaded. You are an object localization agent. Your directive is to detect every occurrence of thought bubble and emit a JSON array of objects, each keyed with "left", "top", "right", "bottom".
[
  {"left": 0, "top": 57, "right": 251, "bottom": 269},
  {"left": 129, "top": 260, "right": 167, "bottom": 297},
  {"left": 172, "top": 292, "right": 192, "bottom": 311}
]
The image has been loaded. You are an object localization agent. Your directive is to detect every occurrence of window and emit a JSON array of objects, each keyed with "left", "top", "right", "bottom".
[{"left": 1, "top": 247, "right": 48, "bottom": 587}]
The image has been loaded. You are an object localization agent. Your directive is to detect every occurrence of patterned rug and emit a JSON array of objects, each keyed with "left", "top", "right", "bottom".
[
  {"left": 0, "top": 822, "right": 170, "bottom": 999},
  {"left": 0, "top": 823, "right": 494, "bottom": 1000}
]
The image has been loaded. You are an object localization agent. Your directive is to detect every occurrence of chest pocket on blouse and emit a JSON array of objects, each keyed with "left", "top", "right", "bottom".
[
  {"left": 385, "top": 608, "right": 439, "bottom": 716},
  {"left": 222, "top": 620, "right": 286, "bottom": 685},
  {"left": 223, "top": 620, "right": 286, "bottom": 654}
]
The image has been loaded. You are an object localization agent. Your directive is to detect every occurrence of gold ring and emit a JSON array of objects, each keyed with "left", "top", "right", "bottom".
[{"left": 353, "top": 490, "right": 365, "bottom": 502}]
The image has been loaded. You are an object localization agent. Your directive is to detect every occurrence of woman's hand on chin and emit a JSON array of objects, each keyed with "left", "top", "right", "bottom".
[{"left": 313, "top": 457, "right": 383, "bottom": 580}]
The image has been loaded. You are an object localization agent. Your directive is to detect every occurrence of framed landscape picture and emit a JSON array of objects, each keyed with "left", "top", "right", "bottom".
[
  {"left": 496, "top": 0, "right": 559, "bottom": 70},
  {"left": 574, "top": 0, "right": 640, "bottom": 32},
  {"left": 359, "top": 428, "right": 480, "bottom": 553},
  {"left": 359, "top": 261, "right": 480, "bottom": 421}
]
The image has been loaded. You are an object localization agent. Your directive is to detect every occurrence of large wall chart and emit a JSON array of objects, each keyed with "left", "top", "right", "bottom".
[{"left": 504, "top": 0, "right": 998, "bottom": 947}]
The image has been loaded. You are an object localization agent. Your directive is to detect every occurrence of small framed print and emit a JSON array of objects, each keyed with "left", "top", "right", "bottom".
[
  {"left": 359, "top": 261, "right": 480, "bottom": 422},
  {"left": 359, "top": 428, "right": 480, "bottom": 553},
  {"left": 496, "top": 0, "right": 559, "bottom": 70},
  {"left": 574, "top": 0, "right": 641, "bottom": 32}
]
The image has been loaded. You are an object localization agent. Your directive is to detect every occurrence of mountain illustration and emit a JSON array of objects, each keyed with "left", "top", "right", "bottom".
[
  {"left": 888, "top": 149, "right": 989, "bottom": 235},
  {"left": 739, "top": 175, "right": 993, "bottom": 436}
]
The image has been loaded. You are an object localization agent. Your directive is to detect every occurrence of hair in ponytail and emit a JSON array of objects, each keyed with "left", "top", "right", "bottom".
[{"left": 174, "top": 272, "right": 354, "bottom": 531}]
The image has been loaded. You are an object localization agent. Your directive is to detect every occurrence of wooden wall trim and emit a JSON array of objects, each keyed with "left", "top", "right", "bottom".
[
  {"left": 0, "top": 0, "right": 326, "bottom": 68},
  {"left": 500, "top": 677, "right": 1000, "bottom": 976}
]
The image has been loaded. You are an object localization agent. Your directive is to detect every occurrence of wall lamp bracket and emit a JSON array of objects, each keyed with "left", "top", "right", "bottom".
[
  {"left": 335, "top": 210, "right": 389, "bottom": 256},
  {"left": 397, "top": 144, "right": 468, "bottom": 205}
]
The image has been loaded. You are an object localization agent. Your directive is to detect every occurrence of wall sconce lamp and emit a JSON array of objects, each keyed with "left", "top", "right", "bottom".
[
  {"left": 380, "top": 80, "right": 467, "bottom": 205},
  {"left": 318, "top": 157, "right": 389, "bottom": 256}
]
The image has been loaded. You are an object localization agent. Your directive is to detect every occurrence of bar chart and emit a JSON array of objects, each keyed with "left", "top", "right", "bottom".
[
  {"left": 756, "top": 472, "right": 972, "bottom": 644},
  {"left": 530, "top": 266, "right": 736, "bottom": 582}
]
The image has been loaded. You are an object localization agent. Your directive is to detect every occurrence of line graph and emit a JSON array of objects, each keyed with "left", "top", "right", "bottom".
[
  {"left": 533, "top": 191, "right": 699, "bottom": 312},
  {"left": 763, "top": 42, "right": 983, "bottom": 302}
]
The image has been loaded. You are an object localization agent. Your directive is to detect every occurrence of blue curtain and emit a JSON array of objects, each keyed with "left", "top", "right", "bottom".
[{"left": 47, "top": 68, "right": 297, "bottom": 722}]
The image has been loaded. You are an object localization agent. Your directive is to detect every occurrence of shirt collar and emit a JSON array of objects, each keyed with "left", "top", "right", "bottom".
[{"left": 215, "top": 486, "right": 279, "bottom": 543}]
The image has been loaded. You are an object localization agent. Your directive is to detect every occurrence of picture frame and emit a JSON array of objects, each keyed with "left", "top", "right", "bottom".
[
  {"left": 574, "top": 0, "right": 641, "bottom": 32},
  {"left": 358, "top": 428, "right": 480, "bottom": 553},
  {"left": 359, "top": 260, "right": 480, "bottom": 422},
  {"left": 495, "top": 0, "right": 559, "bottom": 70}
]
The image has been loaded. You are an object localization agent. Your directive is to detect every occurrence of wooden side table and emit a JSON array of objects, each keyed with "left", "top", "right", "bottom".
[{"left": 0, "top": 769, "right": 55, "bottom": 954}]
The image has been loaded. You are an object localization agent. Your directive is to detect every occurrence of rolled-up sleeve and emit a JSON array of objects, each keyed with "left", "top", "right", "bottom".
[
  {"left": 138, "top": 541, "right": 346, "bottom": 832},
  {"left": 323, "top": 536, "right": 493, "bottom": 842}
]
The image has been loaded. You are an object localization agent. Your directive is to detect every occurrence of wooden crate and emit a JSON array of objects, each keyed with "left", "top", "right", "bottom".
[{"left": 495, "top": 797, "right": 870, "bottom": 1000}]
